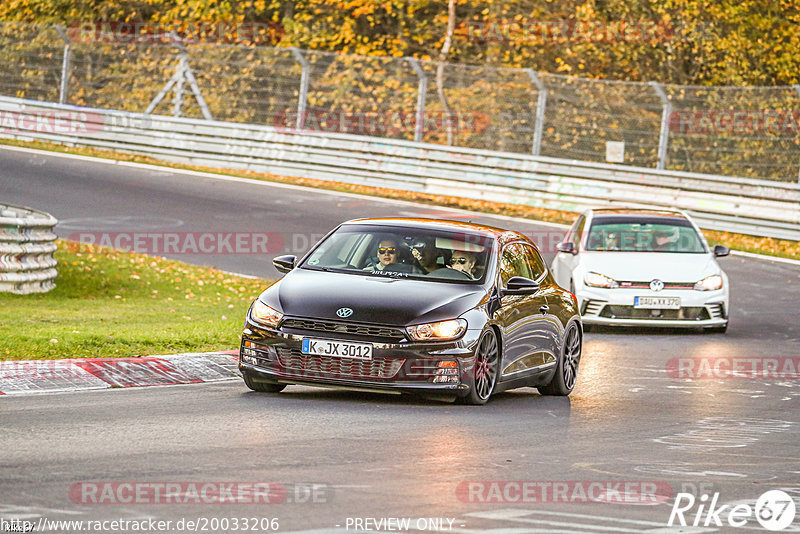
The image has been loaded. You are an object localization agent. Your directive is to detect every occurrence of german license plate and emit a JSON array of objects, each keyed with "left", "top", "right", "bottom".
[
  {"left": 634, "top": 296, "right": 680, "bottom": 309},
  {"left": 301, "top": 338, "right": 373, "bottom": 360}
]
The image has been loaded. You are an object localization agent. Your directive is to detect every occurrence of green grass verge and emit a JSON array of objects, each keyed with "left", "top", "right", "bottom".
[
  {"left": 2, "top": 137, "right": 799, "bottom": 261},
  {"left": 0, "top": 240, "right": 271, "bottom": 361}
]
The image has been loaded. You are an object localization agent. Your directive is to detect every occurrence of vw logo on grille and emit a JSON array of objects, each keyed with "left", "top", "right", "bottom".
[
  {"left": 650, "top": 279, "right": 665, "bottom": 292},
  {"left": 336, "top": 307, "right": 354, "bottom": 318}
]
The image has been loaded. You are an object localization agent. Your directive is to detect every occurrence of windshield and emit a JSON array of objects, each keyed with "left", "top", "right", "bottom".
[
  {"left": 300, "top": 224, "right": 494, "bottom": 283},
  {"left": 585, "top": 217, "right": 707, "bottom": 253}
]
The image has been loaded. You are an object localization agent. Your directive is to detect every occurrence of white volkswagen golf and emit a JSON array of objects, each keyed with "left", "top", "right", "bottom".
[{"left": 551, "top": 208, "right": 729, "bottom": 332}]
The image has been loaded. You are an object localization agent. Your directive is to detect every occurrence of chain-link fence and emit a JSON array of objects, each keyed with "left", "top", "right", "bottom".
[{"left": 1, "top": 22, "right": 798, "bottom": 181}]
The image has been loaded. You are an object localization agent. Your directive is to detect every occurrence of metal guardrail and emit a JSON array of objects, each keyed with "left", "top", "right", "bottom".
[
  {"left": 0, "top": 95, "right": 798, "bottom": 241},
  {"left": 3, "top": 22, "right": 800, "bottom": 181},
  {"left": 0, "top": 202, "right": 58, "bottom": 294}
]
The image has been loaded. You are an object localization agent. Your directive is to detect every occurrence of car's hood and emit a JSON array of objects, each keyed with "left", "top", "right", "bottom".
[
  {"left": 262, "top": 268, "right": 488, "bottom": 326},
  {"left": 578, "top": 252, "right": 721, "bottom": 282}
]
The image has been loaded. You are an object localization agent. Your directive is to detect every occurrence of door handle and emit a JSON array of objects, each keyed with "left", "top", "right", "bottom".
[{"left": 539, "top": 305, "right": 549, "bottom": 314}]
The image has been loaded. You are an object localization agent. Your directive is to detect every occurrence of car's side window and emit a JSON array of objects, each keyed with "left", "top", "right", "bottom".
[
  {"left": 500, "top": 243, "right": 533, "bottom": 287},
  {"left": 521, "top": 245, "right": 547, "bottom": 281}
]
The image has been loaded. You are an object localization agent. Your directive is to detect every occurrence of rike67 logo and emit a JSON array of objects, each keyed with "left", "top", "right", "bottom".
[{"left": 669, "top": 489, "right": 796, "bottom": 531}]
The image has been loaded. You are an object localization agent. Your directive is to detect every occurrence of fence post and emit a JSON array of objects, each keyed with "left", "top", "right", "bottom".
[
  {"left": 649, "top": 81, "right": 671, "bottom": 170},
  {"left": 405, "top": 58, "right": 427, "bottom": 143},
  {"left": 794, "top": 85, "right": 800, "bottom": 181},
  {"left": 54, "top": 26, "right": 71, "bottom": 105},
  {"left": 525, "top": 69, "right": 547, "bottom": 156},
  {"left": 289, "top": 47, "right": 310, "bottom": 130}
]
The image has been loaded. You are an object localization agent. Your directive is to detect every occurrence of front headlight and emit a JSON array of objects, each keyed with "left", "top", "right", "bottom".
[
  {"left": 694, "top": 274, "right": 723, "bottom": 291},
  {"left": 249, "top": 300, "right": 283, "bottom": 327},
  {"left": 584, "top": 271, "right": 619, "bottom": 288},
  {"left": 406, "top": 319, "right": 467, "bottom": 341}
]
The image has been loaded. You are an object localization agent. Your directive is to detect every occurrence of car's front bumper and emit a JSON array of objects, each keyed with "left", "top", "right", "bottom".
[
  {"left": 576, "top": 287, "right": 728, "bottom": 328},
  {"left": 239, "top": 320, "right": 482, "bottom": 396}
]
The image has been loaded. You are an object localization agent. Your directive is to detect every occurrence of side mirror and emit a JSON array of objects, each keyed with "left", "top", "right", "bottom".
[
  {"left": 713, "top": 245, "right": 730, "bottom": 257},
  {"left": 556, "top": 242, "right": 576, "bottom": 255},
  {"left": 272, "top": 254, "right": 296, "bottom": 273},
  {"left": 502, "top": 276, "right": 541, "bottom": 296}
]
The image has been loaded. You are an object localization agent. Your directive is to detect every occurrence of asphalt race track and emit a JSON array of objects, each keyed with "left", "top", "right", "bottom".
[{"left": 2, "top": 145, "right": 800, "bottom": 533}]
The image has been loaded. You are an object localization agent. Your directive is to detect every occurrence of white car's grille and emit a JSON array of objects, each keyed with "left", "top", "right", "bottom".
[
  {"left": 599, "top": 306, "right": 710, "bottom": 321},
  {"left": 617, "top": 281, "right": 695, "bottom": 289}
]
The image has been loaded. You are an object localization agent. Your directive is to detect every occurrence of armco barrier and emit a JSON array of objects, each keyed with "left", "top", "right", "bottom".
[
  {"left": 0, "top": 203, "right": 58, "bottom": 294},
  {"left": 1, "top": 96, "right": 798, "bottom": 241}
]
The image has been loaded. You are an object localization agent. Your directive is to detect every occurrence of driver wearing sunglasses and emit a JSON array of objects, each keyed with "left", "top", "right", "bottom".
[
  {"left": 364, "top": 239, "right": 399, "bottom": 272},
  {"left": 447, "top": 250, "right": 477, "bottom": 278}
]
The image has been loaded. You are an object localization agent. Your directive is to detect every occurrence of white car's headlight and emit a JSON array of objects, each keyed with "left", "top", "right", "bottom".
[
  {"left": 250, "top": 300, "right": 283, "bottom": 327},
  {"left": 694, "top": 274, "right": 723, "bottom": 291},
  {"left": 584, "top": 271, "right": 619, "bottom": 288},
  {"left": 407, "top": 319, "right": 467, "bottom": 341}
]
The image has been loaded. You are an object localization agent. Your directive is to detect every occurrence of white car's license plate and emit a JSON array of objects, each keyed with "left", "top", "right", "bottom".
[
  {"left": 301, "top": 338, "right": 373, "bottom": 360},
  {"left": 634, "top": 296, "right": 681, "bottom": 309}
]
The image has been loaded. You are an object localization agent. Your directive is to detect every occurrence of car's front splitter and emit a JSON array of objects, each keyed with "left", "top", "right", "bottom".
[{"left": 239, "top": 361, "right": 470, "bottom": 396}]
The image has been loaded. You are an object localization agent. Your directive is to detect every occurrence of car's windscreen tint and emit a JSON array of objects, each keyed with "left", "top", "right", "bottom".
[
  {"left": 301, "top": 225, "right": 494, "bottom": 283},
  {"left": 585, "top": 219, "right": 706, "bottom": 253}
]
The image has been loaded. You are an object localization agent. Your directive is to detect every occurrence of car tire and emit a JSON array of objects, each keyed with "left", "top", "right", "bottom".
[
  {"left": 242, "top": 371, "right": 287, "bottom": 393},
  {"left": 458, "top": 328, "right": 500, "bottom": 406},
  {"left": 539, "top": 321, "right": 581, "bottom": 396}
]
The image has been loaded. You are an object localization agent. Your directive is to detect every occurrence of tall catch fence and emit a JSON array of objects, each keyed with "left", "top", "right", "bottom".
[{"left": 0, "top": 21, "right": 799, "bottom": 181}]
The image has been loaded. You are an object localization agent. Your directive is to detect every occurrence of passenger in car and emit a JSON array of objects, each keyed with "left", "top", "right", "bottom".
[
  {"left": 652, "top": 231, "right": 673, "bottom": 252},
  {"left": 605, "top": 232, "right": 620, "bottom": 250},
  {"left": 411, "top": 238, "right": 440, "bottom": 273}
]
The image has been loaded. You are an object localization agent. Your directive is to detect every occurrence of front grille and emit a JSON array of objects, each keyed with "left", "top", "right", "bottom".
[
  {"left": 281, "top": 318, "right": 406, "bottom": 342},
  {"left": 599, "top": 306, "right": 710, "bottom": 321},
  {"left": 617, "top": 281, "right": 695, "bottom": 289},
  {"left": 275, "top": 346, "right": 405, "bottom": 380}
]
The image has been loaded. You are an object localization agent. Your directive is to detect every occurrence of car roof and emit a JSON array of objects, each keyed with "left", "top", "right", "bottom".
[
  {"left": 588, "top": 208, "right": 687, "bottom": 219},
  {"left": 587, "top": 208, "right": 693, "bottom": 223},
  {"left": 341, "top": 217, "right": 531, "bottom": 248}
]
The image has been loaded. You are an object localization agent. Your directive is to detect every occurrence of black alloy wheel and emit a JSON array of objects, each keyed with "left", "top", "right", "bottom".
[
  {"left": 540, "top": 322, "right": 581, "bottom": 396},
  {"left": 459, "top": 328, "right": 499, "bottom": 405}
]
